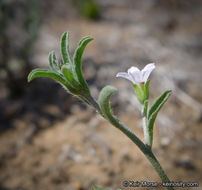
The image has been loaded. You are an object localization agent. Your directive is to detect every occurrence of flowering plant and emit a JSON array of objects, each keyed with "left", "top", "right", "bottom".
[
  {"left": 28, "top": 32, "right": 173, "bottom": 190},
  {"left": 116, "top": 64, "right": 171, "bottom": 146}
]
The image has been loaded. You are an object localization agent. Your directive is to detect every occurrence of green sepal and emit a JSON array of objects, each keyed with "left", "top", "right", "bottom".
[
  {"left": 48, "top": 51, "right": 61, "bottom": 73},
  {"left": 133, "top": 80, "right": 150, "bottom": 104},
  {"left": 98, "top": 85, "right": 117, "bottom": 120},
  {"left": 148, "top": 90, "right": 172, "bottom": 146},
  {"left": 73, "top": 36, "right": 93, "bottom": 92},
  {"left": 61, "top": 32, "right": 72, "bottom": 66},
  {"left": 145, "top": 80, "right": 150, "bottom": 100},
  {"left": 27, "top": 68, "right": 79, "bottom": 94}
]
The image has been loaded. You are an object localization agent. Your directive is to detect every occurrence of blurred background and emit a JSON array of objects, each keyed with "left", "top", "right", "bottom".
[{"left": 0, "top": 0, "right": 202, "bottom": 189}]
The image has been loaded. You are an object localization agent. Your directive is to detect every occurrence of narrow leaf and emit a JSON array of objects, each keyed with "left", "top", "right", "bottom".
[
  {"left": 148, "top": 90, "right": 172, "bottom": 146},
  {"left": 61, "top": 32, "right": 72, "bottom": 66},
  {"left": 28, "top": 68, "right": 79, "bottom": 94},
  {"left": 73, "top": 36, "right": 93, "bottom": 90},
  {"left": 61, "top": 65, "right": 80, "bottom": 88},
  {"left": 98, "top": 85, "right": 117, "bottom": 119},
  {"left": 148, "top": 90, "right": 172, "bottom": 119},
  {"left": 48, "top": 51, "right": 61, "bottom": 72}
]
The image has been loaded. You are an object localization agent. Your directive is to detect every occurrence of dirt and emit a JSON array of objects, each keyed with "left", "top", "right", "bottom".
[{"left": 0, "top": 111, "right": 202, "bottom": 190}]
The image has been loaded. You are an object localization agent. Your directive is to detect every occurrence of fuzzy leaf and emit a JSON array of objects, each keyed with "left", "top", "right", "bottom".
[
  {"left": 48, "top": 51, "right": 61, "bottom": 72},
  {"left": 148, "top": 90, "right": 172, "bottom": 146},
  {"left": 73, "top": 36, "right": 93, "bottom": 91},
  {"left": 28, "top": 68, "right": 79, "bottom": 94},
  {"left": 148, "top": 90, "right": 172, "bottom": 119},
  {"left": 61, "top": 65, "right": 80, "bottom": 88},
  {"left": 61, "top": 32, "right": 72, "bottom": 66},
  {"left": 98, "top": 85, "right": 117, "bottom": 119}
]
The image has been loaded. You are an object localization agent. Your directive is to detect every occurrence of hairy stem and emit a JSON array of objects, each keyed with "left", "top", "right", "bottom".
[
  {"left": 109, "top": 116, "right": 174, "bottom": 190},
  {"left": 142, "top": 115, "right": 150, "bottom": 146},
  {"left": 141, "top": 104, "right": 150, "bottom": 146},
  {"left": 86, "top": 95, "right": 173, "bottom": 189},
  {"left": 86, "top": 94, "right": 102, "bottom": 114}
]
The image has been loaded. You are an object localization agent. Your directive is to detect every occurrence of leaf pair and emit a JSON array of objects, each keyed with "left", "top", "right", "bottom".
[
  {"left": 147, "top": 90, "right": 172, "bottom": 147},
  {"left": 28, "top": 32, "right": 93, "bottom": 96}
]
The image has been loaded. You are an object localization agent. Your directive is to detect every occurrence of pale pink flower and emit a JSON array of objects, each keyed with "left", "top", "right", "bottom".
[{"left": 116, "top": 63, "right": 155, "bottom": 84}]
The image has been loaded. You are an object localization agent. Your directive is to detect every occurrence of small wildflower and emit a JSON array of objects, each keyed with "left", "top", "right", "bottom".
[{"left": 116, "top": 63, "right": 155, "bottom": 85}]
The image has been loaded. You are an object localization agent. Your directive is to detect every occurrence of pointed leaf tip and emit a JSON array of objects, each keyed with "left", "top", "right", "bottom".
[
  {"left": 148, "top": 90, "right": 172, "bottom": 119},
  {"left": 27, "top": 68, "right": 65, "bottom": 83},
  {"left": 28, "top": 68, "right": 49, "bottom": 82},
  {"left": 73, "top": 35, "right": 93, "bottom": 91},
  {"left": 61, "top": 31, "right": 72, "bottom": 66},
  {"left": 148, "top": 90, "right": 172, "bottom": 146},
  {"left": 27, "top": 68, "right": 79, "bottom": 94}
]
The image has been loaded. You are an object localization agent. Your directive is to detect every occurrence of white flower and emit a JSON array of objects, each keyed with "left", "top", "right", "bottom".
[{"left": 116, "top": 63, "right": 155, "bottom": 84}]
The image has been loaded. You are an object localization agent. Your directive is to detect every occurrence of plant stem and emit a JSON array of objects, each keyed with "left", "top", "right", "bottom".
[
  {"left": 107, "top": 116, "right": 174, "bottom": 190},
  {"left": 141, "top": 102, "right": 150, "bottom": 146},
  {"left": 86, "top": 95, "right": 174, "bottom": 190},
  {"left": 85, "top": 94, "right": 103, "bottom": 114},
  {"left": 142, "top": 115, "right": 150, "bottom": 146}
]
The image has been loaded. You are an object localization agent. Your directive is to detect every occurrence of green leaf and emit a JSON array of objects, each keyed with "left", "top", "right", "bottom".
[
  {"left": 61, "top": 65, "right": 81, "bottom": 88},
  {"left": 148, "top": 90, "right": 172, "bottom": 119},
  {"left": 73, "top": 36, "right": 93, "bottom": 91},
  {"left": 148, "top": 90, "right": 172, "bottom": 146},
  {"left": 27, "top": 68, "right": 79, "bottom": 94},
  {"left": 61, "top": 32, "right": 72, "bottom": 66},
  {"left": 48, "top": 51, "right": 61, "bottom": 73},
  {"left": 93, "top": 186, "right": 110, "bottom": 190},
  {"left": 98, "top": 85, "right": 117, "bottom": 119}
]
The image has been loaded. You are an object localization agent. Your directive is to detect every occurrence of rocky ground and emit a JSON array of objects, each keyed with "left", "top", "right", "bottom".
[{"left": 0, "top": 1, "right": 202, "bottom": 190}]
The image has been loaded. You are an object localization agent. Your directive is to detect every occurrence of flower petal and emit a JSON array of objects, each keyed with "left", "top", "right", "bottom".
[
  {"left": 128, "top": 67, "right": 144, "bottom": 84},
  {"left": 128, "top": 66, "right": 140, "bottom": 73},
  {"left": 141, "top": 63, "right": 155, "bottom": 82},
  {"left": 116, "top": 72, "right": 135, "bottom": 83},
  {"left": 131, "top": 70, "right": 143, "bottom": 83}
]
